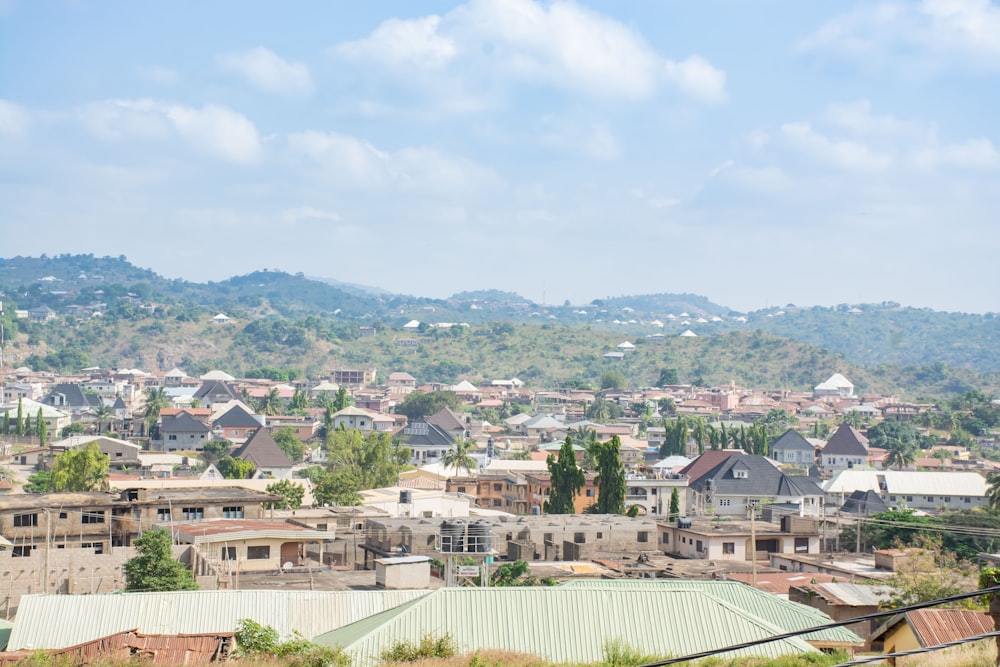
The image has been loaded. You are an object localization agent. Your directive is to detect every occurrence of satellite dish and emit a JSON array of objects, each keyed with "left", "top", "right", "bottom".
[{"left": 282, "top": 561, "right": 294, "bottom": 571}]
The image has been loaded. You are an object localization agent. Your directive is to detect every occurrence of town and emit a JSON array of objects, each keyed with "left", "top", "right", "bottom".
[{"left": 0, "top": 357, "right": 998, "bottom": 666}]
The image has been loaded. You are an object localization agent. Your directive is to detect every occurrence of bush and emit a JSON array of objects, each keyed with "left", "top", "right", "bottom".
[{"left": 381, "top": 633, "right": 458, "bottom": 662}]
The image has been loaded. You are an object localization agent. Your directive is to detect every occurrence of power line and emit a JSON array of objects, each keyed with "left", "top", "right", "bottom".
[
  {"left": 831, "top": 630, "right": 1000, "bottom": 667},
  {"left": 637, "top": 585, "right": 1000, "bottom": 667}
]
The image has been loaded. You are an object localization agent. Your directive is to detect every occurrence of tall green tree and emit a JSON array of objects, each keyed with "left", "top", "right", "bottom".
[
  {"left": 593, "top": 436, "right": 626, "bottom": 515},
  {"left": 395, "top": 390, "right": 460, "bottom": 420},
  {"left": 2, "top": 411, "right": 8, "bottom": 435},
  {"left": 123, "top": 528, "right": 198, "bottom": 592},
  {"left": 90, "top": 403, "right": 115, "bottom": 434},
  {"left": 265, "top": 479, "right": 306, "bottom": 510},
  {"left": 657, "top": 368, "right": 679, "bottom": 387},
  {"left": 36, "top": 409, "right": 47, "bottom": 447},
  {"left": 442, "top": 438, "right": 478, "bottom": 476},
  {"left": 668, "top": 487, "right": 681, "bottom": 520},
  {"left": 332, "top": 387, "right": 353, "bottom": 412},
  {"left": 50, "top": 442, "right": 109, "bottom": 491},
  {"left": 289, "top": 386, "right": 309, "bottom": 412},
  {"left": 143, "top": 386, "right": 170, "bottom": 426},
  {"left": 885, "top": 440, "right": 918, "bottom": 470},
  {"left": 690, "top": 417, "right": 707, "bottom": 455},
  {"left": 273, "top": 427, "right": 306, "bottom": 462},
  {"left": 544, "top": 437, "right": 585, "bottom": 514},
  {"left": 15, "top": 398, "right": 24, "bottom": 436},
  {"left": 217, "top": 456, "right": 256, "bottom": 479},
  {"left": 256, "top": 388, "right": 284, "bottom": 416}
]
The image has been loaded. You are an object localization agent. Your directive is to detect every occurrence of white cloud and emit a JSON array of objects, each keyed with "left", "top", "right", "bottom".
[
  {"left": 218, "top": 47, "right": 313, "bottom": 95},
  {"left": 77, "top": 99, "right": 261, "bottom": 164},
  {"left": 913, "top": 137, "right": 1000, "bottom": 169},
  {"left": 800, "top": 0, "right": 1000, "bottom": 71},
  {"left": 333, "top": 0, "right": 725, "bottom": 102},
  {"left": 538, "top": 117, "right": 621, "bottom": 160},
  {"left": 287, "top": 130, "right": 502, "bottom": 193},
  {"left": 780, "top": 121, "right": 893, "bottom": 171},
  {"left": 135, "top": 65, "right": 180, "bottom": 85},
  {"left": 0, "top": 99, "right": 31, "bottom": 139},
  {"left": 279, "top": 206, "right": 341, "bottom": 225},
  {"left": 335, "top": 16, "right": 457, "bottom": 68}
]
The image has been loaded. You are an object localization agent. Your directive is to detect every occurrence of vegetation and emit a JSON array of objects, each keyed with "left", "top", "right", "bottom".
[
  {"left": 123, "top": 528, "right": 198, "bottom": 592},
  {"left": 442, "top": 439, "right": 478, "bottom": 476},
  {"left": 381, "top": 634, "right": 457, "bottom": 663},
  {"left": 592, "top": 436, "right": 626, "bottom": 515},
  {"left": 42, "top": 442, "right": 110, "bottom": 492},
  {"left": 544, "top": 437, "right": 585, "bottom": 514},
  {"left": 396, "top": 391, "right": 463, "bottom": 420},
  {"left": 265, "top": 479, "right": 306, "bottom": 510},
  {"left": 233, "top": 619, "right": 350, "bottom": 667},
  {"left": 310, "top": 430, "right": 410, "bottom": 506}
]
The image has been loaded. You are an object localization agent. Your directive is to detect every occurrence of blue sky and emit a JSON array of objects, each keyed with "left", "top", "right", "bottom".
[{"left": 2, "top": 1, "right": 999, "bottom": 313}]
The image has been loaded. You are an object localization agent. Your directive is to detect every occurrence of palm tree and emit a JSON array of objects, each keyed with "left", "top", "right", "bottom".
[
  {"left": 442, "top": 438, "right": 478, "bottom": 476},
  {"left": 256, "top": 388, "right": 283, "bottom": 416},
  {"left": 885, "top": 441, "right": 917, "bottom": 471},
  {"left": 586, "top": 397, "right": 612, "bottom": 422},
  {"left": 143, "top": 386, "right": 170, "bottom": 425},
  {"left": 989, "top": 474, "right": 1000, "bottom": 511},
  {"left": 90, "top": 404, "right": 115, "bottom": 434}
]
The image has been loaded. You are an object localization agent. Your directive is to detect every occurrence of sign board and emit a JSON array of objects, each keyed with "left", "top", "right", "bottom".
[{"left": 457, "top": 565, "right": 480, "bottom": 577}]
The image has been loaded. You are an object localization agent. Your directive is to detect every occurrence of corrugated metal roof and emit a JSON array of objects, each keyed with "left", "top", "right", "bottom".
[
  {"left": 315, "top": 588, "right": 820, "bottom": 666},
  {"left": 558, "top": 580, "right": 862, "bottom": 645},
  {"left": 907, "top": 609, "right": 995, "bottom": 647},
  {"left": 808, "top": 582, "right": 893, "bottom": 607},
  {"left": 8, "top": 589, "right": 429, "bottom": 651}
]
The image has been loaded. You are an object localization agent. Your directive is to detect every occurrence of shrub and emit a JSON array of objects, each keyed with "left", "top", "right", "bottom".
[{"left": 380, "top": 633, "right": 458, "bottom": 662}]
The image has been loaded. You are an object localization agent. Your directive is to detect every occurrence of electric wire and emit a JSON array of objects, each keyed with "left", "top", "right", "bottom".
[{"left": 830, "top": 630, "right": 1000, "bottom": 667}]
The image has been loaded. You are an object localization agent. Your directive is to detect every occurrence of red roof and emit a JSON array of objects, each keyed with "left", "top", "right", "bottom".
[
  {"left": 906, "top": 609, "right": 995, "bottom": 647},
  {"left": 678, "top": 450, "right": 744, "bottom": 484}
]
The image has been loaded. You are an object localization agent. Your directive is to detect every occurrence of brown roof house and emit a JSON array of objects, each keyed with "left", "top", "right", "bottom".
[{"left": 233, "top": 429, "right": 294, "bottom": 479}]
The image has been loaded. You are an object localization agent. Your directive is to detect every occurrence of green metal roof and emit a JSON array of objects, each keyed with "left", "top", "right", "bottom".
[
  {"left": 315, "top": 587, "right": 820, "bottom": 666},
  {"left": 559, "top": 579, "right": 863, "bottom": 645}
]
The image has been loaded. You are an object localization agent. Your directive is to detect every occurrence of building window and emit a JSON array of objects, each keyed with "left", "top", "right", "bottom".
[
  {"left": 221, "top": 547, "right": 236, "bottom": 561},
  {"left": 965, "top": 497, "right": 972, "bottom": 503},
  {"left": 247, "top": 546, "right": 270, "bottom": 560},
  {"left": 168, "top": 435, "right": 177, "bottom": 441},
  {"left": 795, "top": 537, "right": 810, "bottom": 553},
  {"left": 718, "top": 499, "right": 731, "bottom": 507},
  {"left": 12, "top": 546, "right": 33, "bottom": 558},
  {"left": 733, "top": 469, "right": 748, "bottom": 479},
  {"left": 544, "top": 533, "right": 553, "bottom": 543},
  {"left": 182, "top": 507, "right": 204, "bottom": 521},
  {"left": 696, "top": 540, "right": 704, "bottom": 552},
  {"left": 597, "top": 532, "right": 604, "bottom": 539},
  {"left": 574, "top": 532, "right": 586, "bottom": 544},
  {"left": 890, "top": 496, "right": 896, "bottom": 502},
  {"left": 492, "top": 499, "right": 502, "bottom": 507},
  {"left": 943, "top": 497, "right": 951, "bottom": 503},
  {"left": 493, "top": 483, "right": 503, "bottom": 492},
  {"left": 13, "top": 513, "right": 38, "bottom": 527},
  {"left": 723, "top": 542, "right": 735, "bottom": 554},
  {"left": 662, "top": 533, "right": 669, "bottom": 544},
  {"left": 222, "top": 506, "right": 244, "bottom": 519},
  {"left": 157, "top": 509, "right": 172, "bottom": 522},
  {"left": 82, "top": 511, "right": 105, "bottom": 524},
  {"left": 906, "top": 496, "right": 913, "bottom": 502},
  {"left": 82, "top": 542, "right": 104, "bottom": 555},
  {"left": 456, "top": 487, "right": 466, "bottom": 494},
  {"left": 586, "top": 489, "right": 594, "bottom": 497},
  {"left": 925, "top": 496, "right": 934, "bottom": 503},
  {"left": 638, "top": 531, "right": 649, "bottom": 543}
]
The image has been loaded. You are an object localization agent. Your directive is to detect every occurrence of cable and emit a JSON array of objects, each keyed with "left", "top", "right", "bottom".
[
  {"left": 636, "top": 585, "right": 1000, "bottom": 667},
  {"left": 830, "top": 629, "right": 1000, "bottom": 667}
]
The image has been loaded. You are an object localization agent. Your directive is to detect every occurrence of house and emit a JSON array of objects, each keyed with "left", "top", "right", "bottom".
[
  {"left": 814, "top": 373, "right": 855, "bottom": 398},
  {"left": 176, "top": 518, "right": 337, "bottom": 574},
  {"left": 41, "top": 383, "right": 103, "bottom": 416},
  {"left": 211, "top": 313, "right": 230, "bottom": 324},
  {"left": 788, "top": 582, "right": 893, "bottom": 649},
  {"left": 212, "top": 403, "right": 264, "bottom": 443},
  {"left": 660, "top": 515, "right": 821, "bottom": 562},
  {"left": 331, "top": 368, "right": 376, "bottom": 387},
  {"left": 0, "top": 398, "right": 71, "bottom": 434},
  {"left": 624, "top": 476, "right": 688, "bottom": 516},
  {"left": 386, "top": 372, "right": 417, "bottom": 390},
  {"left": 839, "top": 489, "right": 890, "bottom": 516},
  {"left": 314, "top": 585, "right": 857, "bottom": 665},
  {"left": 401, "top": 419, "right": 456, "bottom": 465},
  {"left": 870, "top": 609, "right": 995, "bottom": 666},
  {"left": 28, "top": 306, "right": 56, "bottom": 323},
  {"left": 163, "top": 368, "right": 188, "bottom": 387},
  {"left": 158, "top": 411, "right": 213, "bottom": 452},
  {"left": 331, "top": 406, "right": 376, "bottom": 432},
  {"left": 50, "top": 435, "right": 141, "bottom": 470},
  {"left": 426, "top": 407, "right": 470, "bottom": 439},
  {"left": 687, "top": 454, "right": 826, "bottom": 517},
  {"left": 822, "top": 470, "right": 989, "bottom": 512},
  {"left": 770, "top": 430, "right": 817, "bottom": 466},
  {"left": 523, "top": 472, "right": 599, "bottom": 515},
  {"left": 232, "top": 428, "right": 294, "bottom": 479},
  {"left": 821, "top": 423, "right": 869, "bottom": 470},
  {"left": 191, "top": 380, "right": 238, "bottom": 408}
]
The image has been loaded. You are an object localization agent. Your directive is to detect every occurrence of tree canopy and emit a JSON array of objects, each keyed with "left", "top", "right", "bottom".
[
  {"left": 592, "top": 436, "right": 626, "bottom": 515},
  {"left": 123, "top": 528, "right": 198, "bottom": 592},
  {"left": 265, "top": 479, "right": 306, "bottom": 510},
  {"left": 50, "top": 442, "right": 109, "bottom": 492},
  {"left": 544, "top": 437, "right": 585, "bottom": 514},
  {"left": 395, "top": 391, "right": 462, "bottom": 420}
]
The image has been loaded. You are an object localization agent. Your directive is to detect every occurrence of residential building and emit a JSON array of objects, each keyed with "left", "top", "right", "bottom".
[
  {"left": 770, "top": 429, "right": 817, "bottom": 466},
  {"left": 232, "top": 428, "right": 294, "bottom": 479},
  {"left": 330, "top": 368, "right": 377, "bottom": 387},
  {"left": 822, "top": 470, "right": 989, "bottom": 512},
  {"left": 659, "top": 515, "right": 821, "bottom": 562},
  {"left": 820, "top": 423, "right": 869, "bottom": 470},
  {"left": 331, "top": 406, "right": 376, "bottom": 432},
  {"left": 686, "top": 454, "right": 825, "bottom": 517}
]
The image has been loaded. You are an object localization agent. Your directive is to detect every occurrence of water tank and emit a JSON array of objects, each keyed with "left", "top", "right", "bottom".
[
  {"left": 440, "top": 520, "right": 466, "bottom": 553},
  {"left": 399, "top": 490, "right": 413, "bottom": 505},
  {"left": 530, "top": 506, "right": 541, "bottom": 516},
  {"left": 468, "top": 521, "right": 492, "bottom": 553},
  {"left": 677, "top": 517, "right": 692, "bottom": 529}
]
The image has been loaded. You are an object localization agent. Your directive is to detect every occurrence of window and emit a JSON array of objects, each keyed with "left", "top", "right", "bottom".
[
  {"left": 157, "top": 509, "right": 172, "bottom": 522},
  {"left": 115, "top": 452, "right": 123, "bottom": 458},
  {"left": 638, "top": 531, "right": 649, "bottom": 543},
  {"left": 182, "top": 507, "right": 204, "bottom": 521},
  {"left": 661, "top": 533, "right": 669, "bottom": 544},
  {"left": 906, "top": 496, "right": 913, "bottom": 502},
  {"left": 795, "top": 537, "right": 810, "bottom": 553},
  {"left": 696, "top": 540, "right": 704, "bottom": 552},
  {"left": 544, "top": 533, "right": 553, "bottom": 543},
  {"left": 925, "top": 496, "right": 934, "bottom": 503},
  {"left": 59, "top": 512, "right": 68, "bottom": 519},
  {"left": 574, "top": 532, "right": 586, "bottom": 544},
  {"left": 597, "top": 532, "right": 604, "bottom": 539},
  {"left": 82, "top": 511, "right": 105, "bottom": 524},
  {"left": 12, "top": 546, "right": 33, "bottom": 558},
  {"left": 493, "top": 483, "right": 503, "bottom": 492},
  {"left": 492, "top": 499, "right": 502, "bottom": 507},
  {"left": 733, "top": 469, "right": 748, "bottom": 479},
  {"left": 316, "top": 523, "right": 328, "bottom": 531},
  {"left": 247, "top": 546, "right": 270, "bottom": 560},
  {"left": 221, "top": 547, "right": 236, "bottom": 561},
  {"left": 456, "top": 487, "right": 466, "bottom": 494},
  {"left": 168, "top": 434, "right": 177, "bottom": 441},
  {"left": 13, "top": 513, "right": 38, "bottom": 527},
  {"left": 82, "top": 542, "right": 104, "bottom": 555},
  {"left": 965, "top": 497, "right": 972, "bottom": 503},
  {"left": 585, "top": 489, "right": 594, "bottom": 497},
  {"left": 723, "top": 542, "right": 735, "bottom": 554},
  {"left": 222, "top": 506, "right": 244, "bottom": 519},
  {"left": 890, "top": 496, "right": 896, "bottom": 502},
  {"left": 718, "top": 499, "right": 731, "bottom": 507},
  {"left": 944, "top": 497, "right": 951, "bottom": 503}
]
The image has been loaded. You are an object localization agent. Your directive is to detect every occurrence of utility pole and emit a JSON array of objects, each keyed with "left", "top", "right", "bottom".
[{"left": 748, "top": 503, "right": 757, "bottom": 587}]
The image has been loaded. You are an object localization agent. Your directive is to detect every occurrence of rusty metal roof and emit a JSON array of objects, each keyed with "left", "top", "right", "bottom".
[
  {"left": 0, "top": 630, "right": 231, "bottom": 665},
  {"left": 907, "top": 609, "right": 995, "bottom": 647}
]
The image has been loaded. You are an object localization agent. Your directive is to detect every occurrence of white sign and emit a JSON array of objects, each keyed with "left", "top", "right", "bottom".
[{"left": 457, "top": 565, "right": 480, "bottom": 577}]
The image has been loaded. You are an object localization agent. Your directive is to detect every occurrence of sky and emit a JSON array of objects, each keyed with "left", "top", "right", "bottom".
[{"left": 1, "top": 1, "right": 999, "bottom": 313}]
